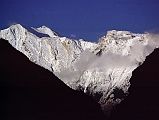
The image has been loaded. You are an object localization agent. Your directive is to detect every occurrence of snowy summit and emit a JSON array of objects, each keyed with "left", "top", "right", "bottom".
[{"left": 0, "top": 24, "right": 159, "bottom": 112}]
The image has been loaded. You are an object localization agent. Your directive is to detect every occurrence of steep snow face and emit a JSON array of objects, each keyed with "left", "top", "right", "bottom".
[
  {"left": 0, "top": 24, "right": 158, "bottom": 111},
  {"left": 31, "top": 26, "right": 58, "bottom": 38}
]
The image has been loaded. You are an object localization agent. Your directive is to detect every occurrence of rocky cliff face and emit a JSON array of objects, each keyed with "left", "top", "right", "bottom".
[{"left": 0, "top": 24, "right": 158, "bottom": 111}]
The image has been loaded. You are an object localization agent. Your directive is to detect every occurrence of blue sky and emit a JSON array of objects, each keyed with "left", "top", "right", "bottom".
[{"left": 1, "top": 0, "right": 159, "bottom": 41}]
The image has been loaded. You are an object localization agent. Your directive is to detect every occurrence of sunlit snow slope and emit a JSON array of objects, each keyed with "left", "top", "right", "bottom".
[{"left": 0, "top": 24, "right": 158, "bottom": 111}]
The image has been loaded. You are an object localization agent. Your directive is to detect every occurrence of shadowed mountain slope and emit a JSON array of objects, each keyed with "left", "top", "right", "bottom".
[
  {"left": 0, "top": 39, "right": 105, "bottom": 120},
  {"left": 110, "top": 48, "right": 159, "bottom": 120}
]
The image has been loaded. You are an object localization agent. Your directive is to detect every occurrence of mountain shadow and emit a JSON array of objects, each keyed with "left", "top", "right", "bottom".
[
  {"left": 0, "top": 39, "right": 105, "bottom": 120},
  {"left": 110, "top": 48, "right": 159, "bottom": 120}
]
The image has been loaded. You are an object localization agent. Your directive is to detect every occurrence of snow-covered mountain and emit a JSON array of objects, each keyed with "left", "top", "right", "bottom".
[{"left": 0, "top": 24, "right": 158, "bottom": 111}]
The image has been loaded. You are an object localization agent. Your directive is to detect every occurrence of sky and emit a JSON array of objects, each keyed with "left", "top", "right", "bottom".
[{"left": 1, "top": 0, "right": 159, "bottom": 41}]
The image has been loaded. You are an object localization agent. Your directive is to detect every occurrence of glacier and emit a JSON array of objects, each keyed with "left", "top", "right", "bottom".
[{"left": 0, "top": 24, "right": 158, "bottom": 112}]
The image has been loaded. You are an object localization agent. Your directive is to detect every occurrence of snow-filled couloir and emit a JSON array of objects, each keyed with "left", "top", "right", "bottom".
[{"left": 0, "top": 24, "right": 159, "bottom": 111}]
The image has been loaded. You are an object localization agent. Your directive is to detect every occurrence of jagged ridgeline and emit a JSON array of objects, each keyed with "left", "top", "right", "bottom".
[{"left": 0, "top": 24, "right": 158, "bottom": 112}]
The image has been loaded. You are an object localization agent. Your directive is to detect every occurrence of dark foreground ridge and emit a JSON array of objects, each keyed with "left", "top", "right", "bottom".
[
  {"left": 110, "top": 48, "right": 159, "bottom": 120},
  {"left": 0, "top": 39, "right": 105, "bottom": 120}
]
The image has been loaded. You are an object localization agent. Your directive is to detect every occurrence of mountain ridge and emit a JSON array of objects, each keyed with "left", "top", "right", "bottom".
[{"left": 1, "top": 24, "right": 158, "bottom": 111}]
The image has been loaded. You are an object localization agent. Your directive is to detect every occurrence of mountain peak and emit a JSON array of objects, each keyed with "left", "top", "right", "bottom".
[
  {"left": 31, "top": 26, "right": 58, "bottom": 38},
  {"left": 0, "top": 24, "right": 158, "bottom": 112}
]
